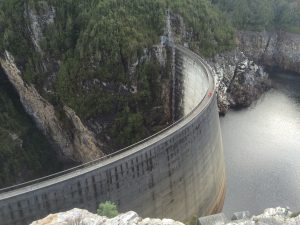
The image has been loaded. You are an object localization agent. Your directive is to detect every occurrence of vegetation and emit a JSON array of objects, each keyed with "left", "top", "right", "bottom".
[
  {"left": 212, "top": 0, "right": 300, "bottom": 33},
  {"left": 1, "top": 0, "right": 298, "bottom": 186},
  {"left": 166, "top": 0, "right": 236, "bottom": 56},
  {"left": 97, "top": 201, "right": 119, "bottom": 218},
  {"left": 0, "top": 70, "right": 63, "bottom": 188},
  {"left": 0, "top": 0, "right": 235, "bottom": 152}
]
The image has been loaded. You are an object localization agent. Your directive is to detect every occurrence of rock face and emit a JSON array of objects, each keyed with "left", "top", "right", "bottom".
[
  {"left": 198, "top": 207, "right": 300, "bottom": 225},
  {"left": 209, "top": 30, "right": 300, "bottom": 114},
  {"left": 238, "top": 31, "right": 300, "bottom": 74},
  {"left": 0, "top": 51, "right": 104, "bottom": 163},
  {"left": 209, "top": 50, "right": 270, "bottom": 114},
  {"left": 212, "top": 30, "right": 300, "bottom": 114},
  {"left": 30, "top": 209, "right": 184, "bottom": 225},
  {"left": 166, "top": 10, "right": 271, "bottom": 115},
  {"left": 24, "top": 3, "right": 55, "bottom": 53}
]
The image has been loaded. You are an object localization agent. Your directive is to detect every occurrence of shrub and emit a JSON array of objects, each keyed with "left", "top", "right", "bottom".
[{"left": 97, "top": 201, "right": 119, "bottom": 218}]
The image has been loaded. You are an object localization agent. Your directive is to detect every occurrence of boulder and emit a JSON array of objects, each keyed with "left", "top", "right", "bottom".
[{"left": 30, "top": 209, "right": 185, "bottom": 225}]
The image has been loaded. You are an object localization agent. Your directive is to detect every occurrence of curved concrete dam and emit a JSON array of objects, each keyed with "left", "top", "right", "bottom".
[{"left": 0, "top": 45, "right": 225, "bottom": 225}]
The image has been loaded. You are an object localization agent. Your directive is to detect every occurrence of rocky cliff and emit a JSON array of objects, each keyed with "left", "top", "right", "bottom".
[
  {"left": 209, "top": 50, "right": 270, "bottom": 114},
  {"left": 211, "top": 30, "right": 300, "bottom": 114},
  {"left": 30, "top": 209, "right": 184, "bottom": 225},
  {"left": 0, "top": 3, "right": 171, "bottom": 169},
  {"left": 2, "top": 3, "right": 299, "bottom": 165},
  {"left": 209, "top": 30, "right": 300, "bottom": 114},
  {"left": 0, "top": 51, "right": 104, "bottom": 163},
  {"left": 167, "top": 10, "right": 271, "bottom": 115},
  {"left": 238, "top": 31, "right": 300, "bottom": 74}
]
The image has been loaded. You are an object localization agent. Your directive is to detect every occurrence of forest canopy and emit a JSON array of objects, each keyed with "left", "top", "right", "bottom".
[
  {"left": 0, "top": 0, "right": 235, "bottom": 149},
  {"left": 212, "top": 0, "right": 300, "bottom": 32},
  {"left": 0, "top": 0, "right": 299, "bottom": 186},
  {"left": 0, "top": 0, "right": 299, "bottom": 150}
]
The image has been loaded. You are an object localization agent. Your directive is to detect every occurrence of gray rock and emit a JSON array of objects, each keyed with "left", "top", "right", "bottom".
[
  {"left": 208, "top": 50, "right": 270, "bottom": 114},
  {"left": 198, "top": 213, "right": 228, "bottom": 225},
  {"left": 232, "top": 211, "right": 251, "bottom": 221},
  {"left": 0, "top": 51, "right": 105, "bottom": 163},
  {"left": 30, "top": 209, "right": 185, "bottom": 225},
  {"left": 238, "top": 31, "right": 300, "bottom": 74},
  {"left": 198, "top": 207, "right": 300, "bottom": 225}
]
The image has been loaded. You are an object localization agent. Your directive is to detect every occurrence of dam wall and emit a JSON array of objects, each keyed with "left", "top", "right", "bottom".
[
  {"left": 174, "top": 46, "right": 210, "bottom": 119},
  {"left": 0, "top": 46, "right": 225, "bottom": 225}
]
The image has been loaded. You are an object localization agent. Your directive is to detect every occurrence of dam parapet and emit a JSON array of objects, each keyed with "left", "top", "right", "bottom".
[{"left": 0, "top": 46, "right": 225, "bottom": 225}]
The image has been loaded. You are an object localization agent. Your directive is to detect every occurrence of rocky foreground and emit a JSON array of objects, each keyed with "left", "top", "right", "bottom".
[
  {"left": 199, "top": 207, "right": 300, "bottom": 225},
  {"left": 30, "top": 209, "right": 184, "bottom": 225},
  {"left": 30, "top": 207, "right": 300, "bottom": 225}
]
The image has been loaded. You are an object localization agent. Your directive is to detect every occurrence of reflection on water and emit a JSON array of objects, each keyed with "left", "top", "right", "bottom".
[{"left": 221, "top": 72, "right": 300, "bottom": 216}]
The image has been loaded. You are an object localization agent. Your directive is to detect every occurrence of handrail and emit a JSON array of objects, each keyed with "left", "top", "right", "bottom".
[{"left": 0, "top": 45, "right": 215, "bottom": 195}]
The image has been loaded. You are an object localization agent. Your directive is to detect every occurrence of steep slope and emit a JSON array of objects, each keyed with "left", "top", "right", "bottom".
[
  {"left": 0, "top": 0, "right": 235, "bottom": 188},
  {"left": 0, "top": 67, "right": 63, "bottom": 188},
  {"left": 0, "top": 51, "right": 104, "bottom": 163},
  {"left": 238, "top": 31, "right": 300, "bottom": 73}
]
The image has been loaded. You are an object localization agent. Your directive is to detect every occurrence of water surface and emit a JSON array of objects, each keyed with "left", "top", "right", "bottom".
[{"left": 221, "top": 72, "right": 300, "bottom": 216}]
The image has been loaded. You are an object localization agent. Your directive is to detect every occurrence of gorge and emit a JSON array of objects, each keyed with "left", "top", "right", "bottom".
[
  {"left": 0, "top": 44, "right": 225, "bottom": 225},
  {"left": 1, "top": 0, "right": 300, "bottom": 224}
]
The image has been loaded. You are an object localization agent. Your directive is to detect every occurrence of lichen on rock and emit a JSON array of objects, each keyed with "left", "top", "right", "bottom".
[{"left": 30, "top": 209, "right": 185, "bottom": 225}]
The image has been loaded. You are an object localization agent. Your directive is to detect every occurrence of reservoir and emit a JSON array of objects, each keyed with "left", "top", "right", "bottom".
[{"left": 221, "top": 72, "right": 300, "bottom": 215}]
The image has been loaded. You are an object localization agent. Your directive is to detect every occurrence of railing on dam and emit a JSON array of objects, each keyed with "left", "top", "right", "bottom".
[
  {"left": 0, "top": 45, "right": 212, "bottom": 196},
  {"left": 0, "top": 45, "right": 224, "bottom": 225}
]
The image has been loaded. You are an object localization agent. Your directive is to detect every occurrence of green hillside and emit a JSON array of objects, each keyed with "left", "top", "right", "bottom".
[
  {"left": 0, "top": 0, "right": 234, "bottom": 148},
  {"left": 213, "top": 0, "right": 300, "bottom": 32},
  {"left": 0, "top": 69, "right": 63, "bottom": 188},
  {"left": 1, "top": 0, "right": 299, "bottom": 187},
  {"left": 0, "top": 0, "right": 234, "bottom": 186}
]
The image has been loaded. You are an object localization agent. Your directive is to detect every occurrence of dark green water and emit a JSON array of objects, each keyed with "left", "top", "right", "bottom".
[
  {"left": 221, "top": 72, "right": 300, "bottom": 215},
  {"left": 0, "top": 69, "right": 62, "bottom": 188}
]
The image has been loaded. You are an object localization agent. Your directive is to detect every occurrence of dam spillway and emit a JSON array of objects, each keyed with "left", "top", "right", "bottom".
[{"left": 0, "top": 45, "right": 225, "bottom": 225}]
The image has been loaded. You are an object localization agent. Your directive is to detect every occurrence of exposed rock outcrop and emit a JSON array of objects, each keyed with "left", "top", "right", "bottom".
[
  {"left": 30, "top": 209, "right": 184, "bottom": 225},
  {"left": 198, "top": 207, "right": 300, "bottom": 225},
  {"left": 24, "top": 2, "right": 55, "bottom": 53},
  {"left": 209, "top": 50, "right": 270, "bottom": 114},
  {"left": 209, "top": 30, "right": 300, "bottom": 114},
  {"left": 166, "top": 10, "right": 271, "bottom": 115},
  {"left": 210, "top": 30, "right": 300, "bottom": 114},
  {"left": 30, "top": 207, "right": 300, "bottom": 225},
  {"left": 0, "top": 51, "right": 104, "bottom": 163},
  {"left": 238, "top": 31, "right": 300, "bottom": 74}
]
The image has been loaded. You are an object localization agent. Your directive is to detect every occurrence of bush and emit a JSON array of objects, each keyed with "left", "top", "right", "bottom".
[
  {"left": 97, "top": 201, "right": 119, "bottom": 218},
  {"left": 213, "top": 0, "right": 300, "bottom": 33}
]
